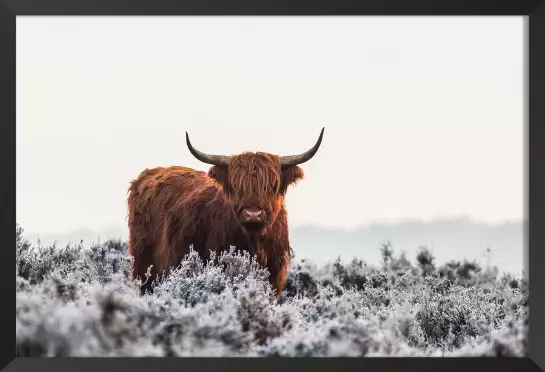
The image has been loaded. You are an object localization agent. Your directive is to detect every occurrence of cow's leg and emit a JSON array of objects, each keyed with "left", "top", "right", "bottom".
[
  {"left": 129, "top": 236, "right": 157, "bottom": 295},
  {"left": 268, "top": 264, "right": 288, "bottom": 299}
]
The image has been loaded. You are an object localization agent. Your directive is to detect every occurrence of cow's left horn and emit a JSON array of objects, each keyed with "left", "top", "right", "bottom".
[
  {"left": 186, "top": 132, "right": 230, "bottom": 166},
  {"left": 279, "top": 127, "right": 325, "bottom": 166}
]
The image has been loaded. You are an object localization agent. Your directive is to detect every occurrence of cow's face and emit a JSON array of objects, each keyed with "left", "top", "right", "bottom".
[
  {"left": 208, "top": 153, "right": 304, "bottom": 234},
  {"left": 185, "top": 128, "right": 324, "bottom": 234}
]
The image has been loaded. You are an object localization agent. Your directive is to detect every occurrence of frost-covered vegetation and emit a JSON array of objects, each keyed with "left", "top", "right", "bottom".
[{"left": 16, "top": 224, "right": 528, "bottom": 357}]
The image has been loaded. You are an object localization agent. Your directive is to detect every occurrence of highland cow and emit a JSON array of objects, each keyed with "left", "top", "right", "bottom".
[{"left": 127, "top": 128, "right": 324, "bottom": 297}]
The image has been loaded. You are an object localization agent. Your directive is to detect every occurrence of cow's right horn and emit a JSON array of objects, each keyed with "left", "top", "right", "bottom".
[
  {"left": 186, "top": 132, "right": 230, "bottom": 166},
  {"left": 279, "top": 127, "right": 325, "bottom": 166}
]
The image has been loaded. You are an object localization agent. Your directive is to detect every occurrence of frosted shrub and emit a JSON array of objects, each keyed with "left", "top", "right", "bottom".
[
  {"left": 16, "top": 240, "right": 84, "bottom": 285},
  {"left": 153, "top": 247, "right": 273, "bottom": 308},
  {"left": 15, "top": 225, "right": 528, "bottom": 357},
  {"left": 84, "top": 240, "right": 132, "bottom": 285}
]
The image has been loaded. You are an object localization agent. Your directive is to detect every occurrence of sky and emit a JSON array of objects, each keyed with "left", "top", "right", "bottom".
[{"left": 16, "top": 16, "right": 525, "bottom": 236}]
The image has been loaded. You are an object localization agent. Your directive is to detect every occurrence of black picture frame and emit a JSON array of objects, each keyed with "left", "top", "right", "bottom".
[{"left": 2, "top": 0, "right": 544, "bottom": 371}]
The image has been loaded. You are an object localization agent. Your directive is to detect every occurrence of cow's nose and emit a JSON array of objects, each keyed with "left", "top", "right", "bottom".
[{"left": 244, "top": 209, "right": 262, "bottom": 218}]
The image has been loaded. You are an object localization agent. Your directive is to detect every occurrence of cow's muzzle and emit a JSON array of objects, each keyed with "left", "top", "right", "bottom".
[{"left": 240, "top": 206, "right": 267, "bottom": 230}]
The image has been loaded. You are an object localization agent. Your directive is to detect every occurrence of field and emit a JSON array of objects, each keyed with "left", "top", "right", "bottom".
[{"left": 16, "top": 224, "right": 528, "bottom": 357}]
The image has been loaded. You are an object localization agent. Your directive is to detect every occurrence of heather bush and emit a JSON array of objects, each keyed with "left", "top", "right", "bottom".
[{"left": 15, "top": 224, "right": 528, "bottom": 357}]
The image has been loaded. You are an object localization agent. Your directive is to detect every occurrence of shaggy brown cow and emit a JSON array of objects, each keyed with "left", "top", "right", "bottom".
[{"left": 127, "top": 128, "right": 324, "bottom": 297}]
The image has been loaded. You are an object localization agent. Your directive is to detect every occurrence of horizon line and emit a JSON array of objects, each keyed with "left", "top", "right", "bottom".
[{"left": 19, "top": 215, "right": 526, "bottom": 237}]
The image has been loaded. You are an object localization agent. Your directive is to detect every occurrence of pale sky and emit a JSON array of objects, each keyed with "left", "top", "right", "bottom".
[{"left": 16, "top": 16, "right": 525, "bottom": 235}]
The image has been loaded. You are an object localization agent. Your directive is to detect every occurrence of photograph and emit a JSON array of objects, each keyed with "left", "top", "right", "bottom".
[{"left": 15, "top": 16, "right": 527, "bottom": 357}]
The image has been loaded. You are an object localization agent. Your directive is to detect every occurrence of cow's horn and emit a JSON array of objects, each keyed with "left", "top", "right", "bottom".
[
  {"left": 186, "top": 132, "right": 230, "bottom": 166},
  {"left": 279, "top": 127, "right": 325, "bottom": 166}
]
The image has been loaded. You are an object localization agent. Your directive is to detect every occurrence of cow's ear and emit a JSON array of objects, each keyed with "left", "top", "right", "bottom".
[
  {"left": 208, "top": 165, "right": 229, "bottom": 189},
  {"left": 280, "top": 166, "right": 304, "bottom": 194}
]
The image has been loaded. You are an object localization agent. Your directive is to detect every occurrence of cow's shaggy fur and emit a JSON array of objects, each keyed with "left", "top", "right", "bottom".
[{"left": 127, "top": 152, "right": 305, "bottom": 296}]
